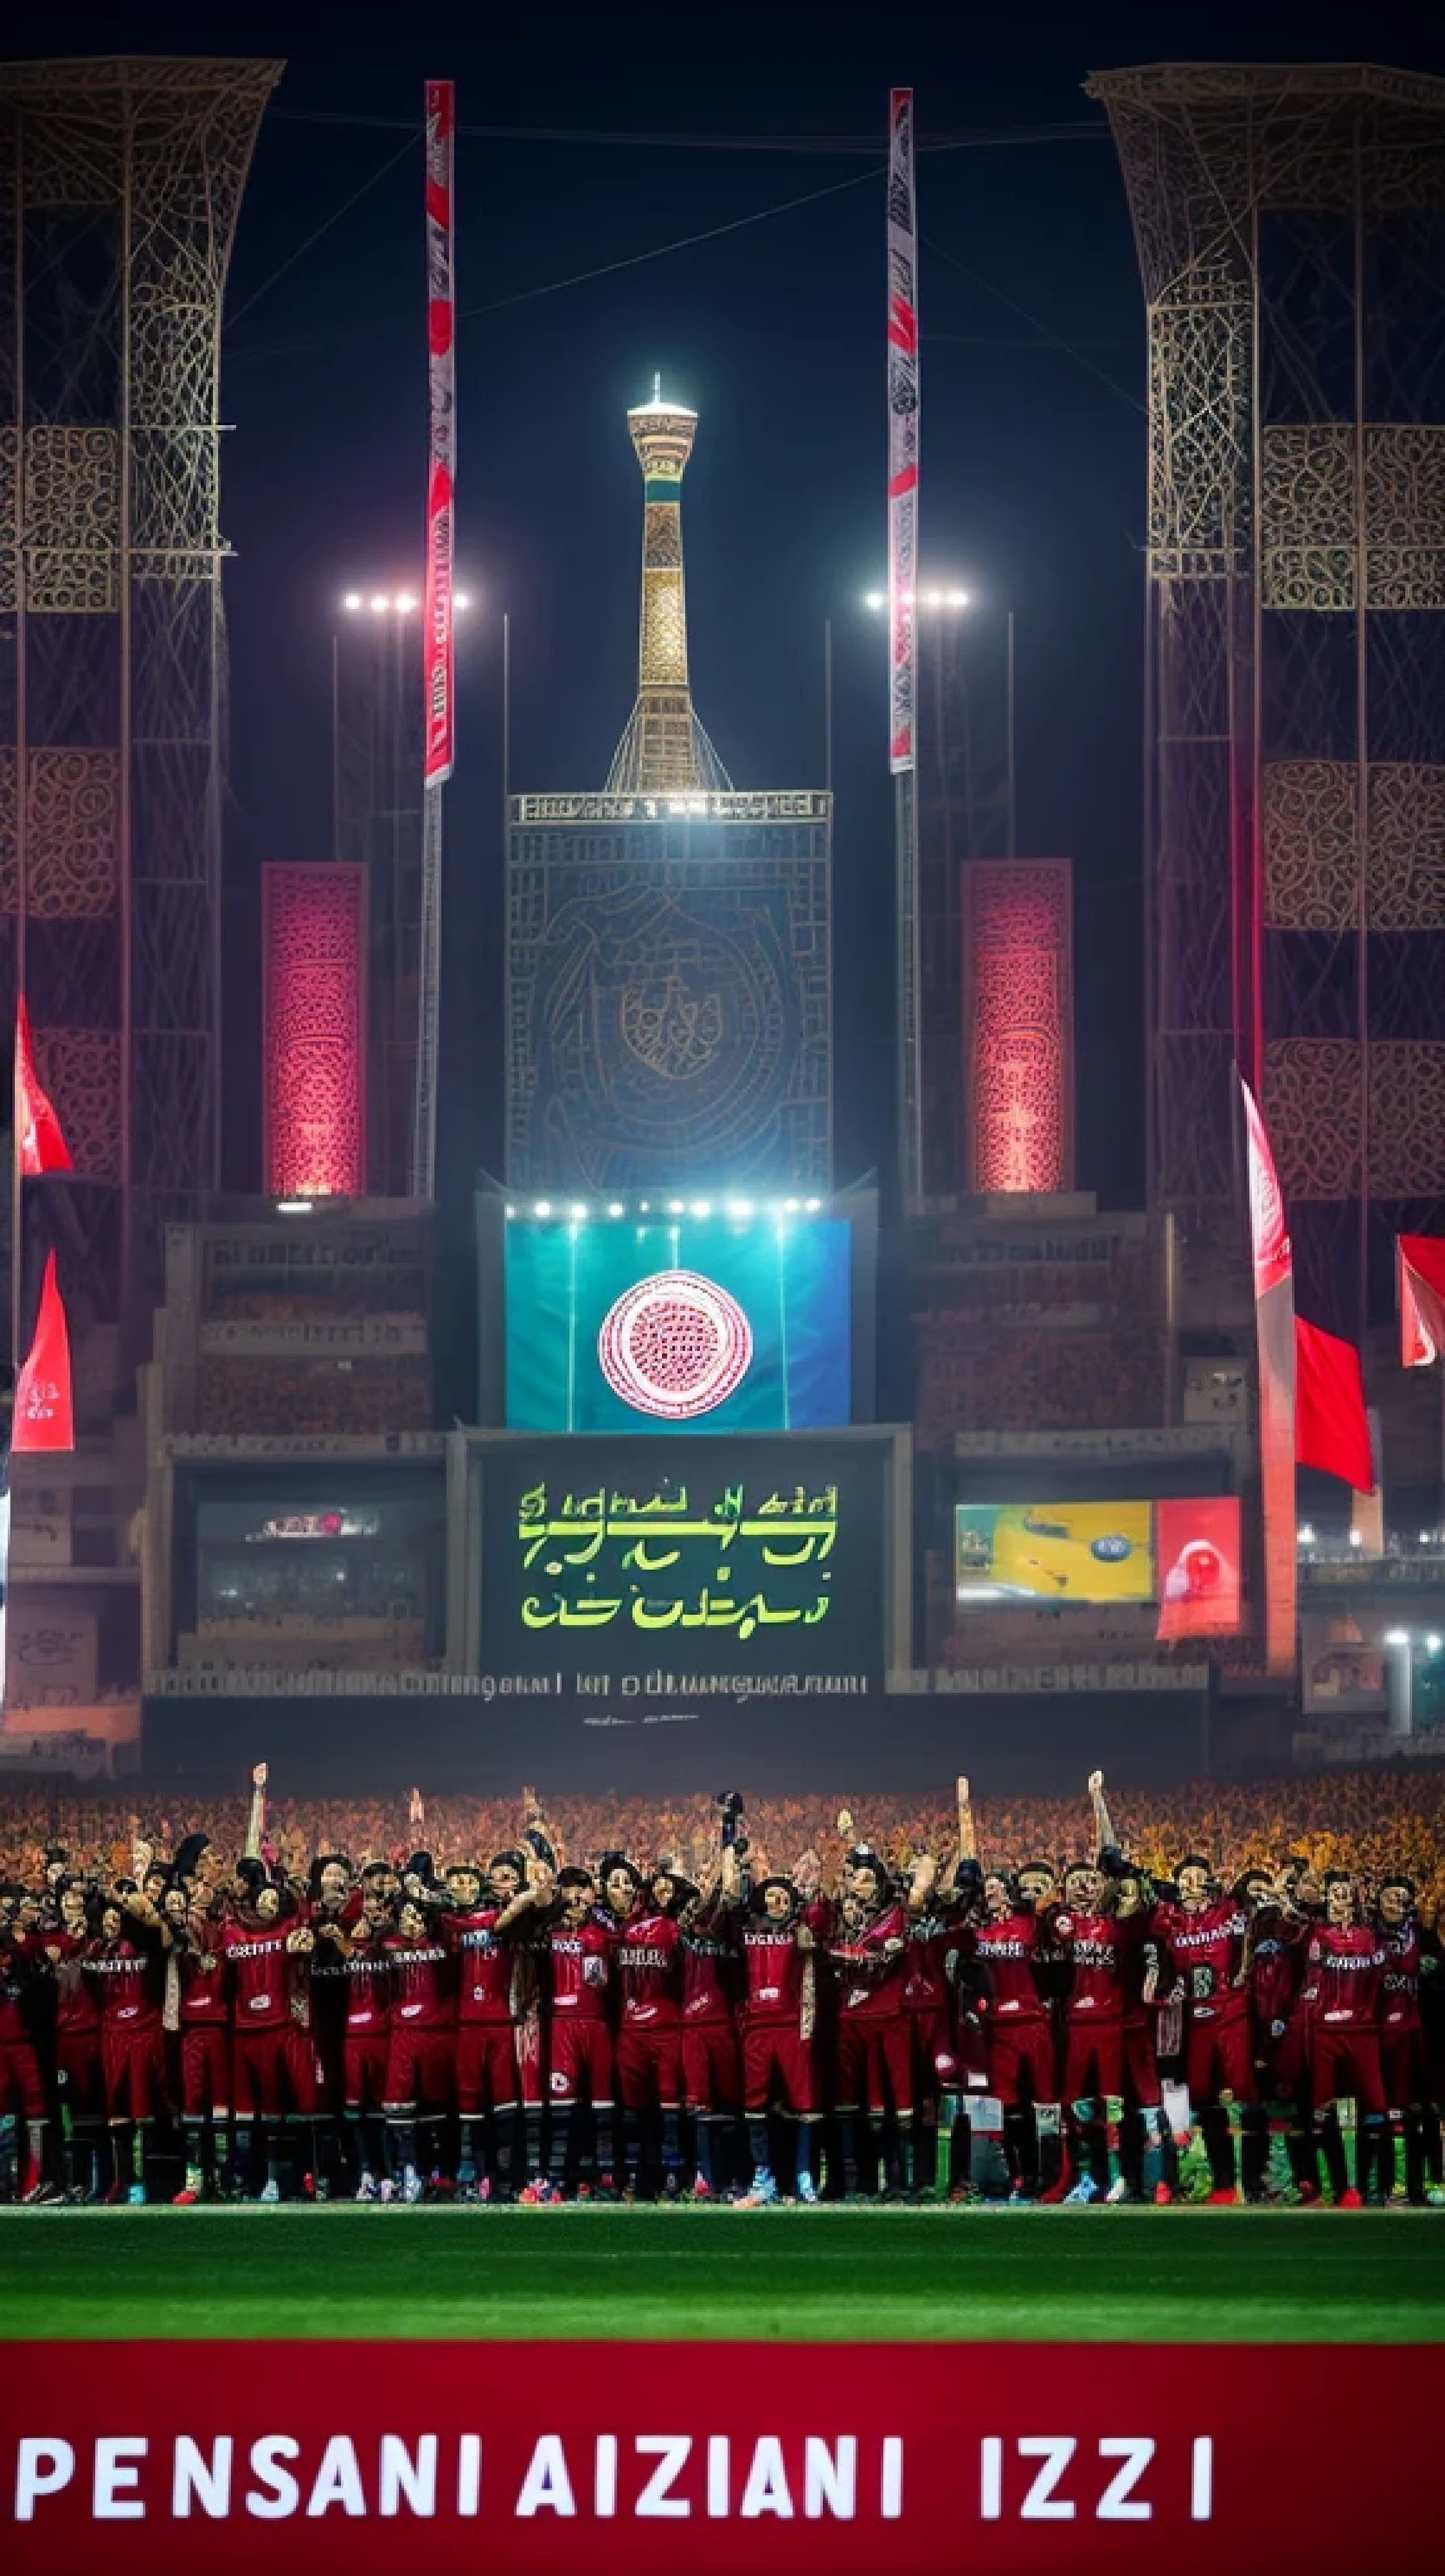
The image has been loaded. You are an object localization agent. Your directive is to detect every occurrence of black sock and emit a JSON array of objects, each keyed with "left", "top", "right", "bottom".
[
  {"left": 548, "top": 2105, "right": 572, "bottom": 2187},
  {"left": 661, "top": 2106, "right": 681, "bottom": 2171},
  {"left": 522, "top": 2105, "right": 543, "bottom": 2183},
  {"left": 1201, "top": 2108, "right": 1235, "bottom": 2193},
  {"left": 1241, "top": 2110, "right": 1268, "bottom": 2200},
  {"left": 746, "top": 2113, "right": 770, "bottom": 2178},
  {"left": 1319, "top": 2109, "right": 1349, "bottom": 2199}
]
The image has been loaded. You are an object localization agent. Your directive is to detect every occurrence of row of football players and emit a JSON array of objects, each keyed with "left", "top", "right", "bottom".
[{"left": 0, "top": 1769, "right": 1438, "bottom": 2206}]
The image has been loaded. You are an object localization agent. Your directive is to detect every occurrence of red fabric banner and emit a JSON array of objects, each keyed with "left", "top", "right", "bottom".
[
  {"left": 423, "top": 77, "right": 455, "bottom": 787},
  {"left": 1240, "top": 1076, "right": 1296, "bottom": 1674},
  {"left": 4, "top": 2339, "right": 1444, "bottom": 2566},
  {"left": 14, "top": 996, "right": 72, "bottom": 1177},
  {"left": 1399, "top": 1233, "right": 1445, "bottom": 1367},
  {"left": 886, "top": 86, "right": 918, "bottom": 774},
  {"left": 1295, "top": 1315, "right": 1373, "bottom": 1491},
  {"left": 12, "top": 1249, "right": 74, "bottom": 1453},
  {"left": 1155, "top": 1496, "right": 1242, "bottom": 1638}
]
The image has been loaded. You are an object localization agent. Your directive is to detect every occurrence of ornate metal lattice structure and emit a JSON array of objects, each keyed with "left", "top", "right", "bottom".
[
  {"left": 0, "top": 55, "right": 279, "bottom": 1343},
  {"left": 606, "top": 385, "right": 730, "bottom": 795},
  {"left": 1090, "top": 63, "right": 1445, "bottom": 1330}
]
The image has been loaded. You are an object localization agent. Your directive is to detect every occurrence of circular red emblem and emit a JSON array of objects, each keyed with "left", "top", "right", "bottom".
[{"left": 597, "top": 1269, "right": 753, "bottom": 1420}]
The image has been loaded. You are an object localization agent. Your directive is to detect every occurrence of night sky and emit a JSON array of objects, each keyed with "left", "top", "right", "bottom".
[{"left": 64, "top": 10, "right": 1445, "bottom": 1229}]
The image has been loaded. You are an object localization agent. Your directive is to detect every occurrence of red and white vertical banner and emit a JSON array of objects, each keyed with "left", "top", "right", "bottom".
[
  {"left": 423, "top": 77, "right": 456, "bottom": 787},
  {"left": 1241, "top": 1075, "right": 1297, "bottom": 1676},
  {"left": 886, "top": 86, "right": 919, "bottom": 774}
]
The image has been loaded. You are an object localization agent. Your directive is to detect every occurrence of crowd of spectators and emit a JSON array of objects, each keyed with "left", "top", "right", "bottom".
[{"left": 3, "top": 1769, "right": 1443, "bottom": 1915}]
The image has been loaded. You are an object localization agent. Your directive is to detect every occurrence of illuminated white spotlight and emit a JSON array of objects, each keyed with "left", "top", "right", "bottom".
[
  {"left": 637, "top": 1199, "right": 650, "bottom": 1212},
  {"left": 370, "top": 593, "right": 390, "bottom": 614},
  {"left": 784, "top": 1197, "right": 801, "bottom": 1214},
  {"left": 607, "top": 1201, "right": 625, "bottom": 1218},
  {"left": 922, "top": 589, "right": 943, "bottom": 608},
  {"left": 1297, "top": 1524, "right": 1316, "bottom": 1545},
  {"left": 1430, "top": 1635, "right": 1443, "bottom": 1655},
  {"left": 862, "top": 590, "right": 886, "bottom": 611},
  {"left": 668, "top": 1198, "right": 685, "bottom": 1215},
  {"left": 1348, "top": 1529, "right": 1362, "bottom": 1547},
  {"left": 343, "top": 591, "right": 363, "bottom": 612},
  {"left": 568, "top": 1201, "right": 588, "bottom": 1220},
  {"left": 690, "top": 1199, "right": 712, "bottom": 1218},
  {"left": 804, "top": 1197, "right": 821, "bottom": 1213},
  {"left": 946, "top": 589, "right": 971, "bottom": 608},
  {"left": 504, "top": 1205, "right": 516, "bottom": 1218},
  {"left": 395, "top": 591, "right": 417, "bottom": 614},
  {"left": 455, "top": 591, "right": 472, "bottom": 610},
  {"left": 1386, "top": 1628, "right": 1410, "bottom": 1646},
  {"left": 275, "top": 1198, "right": 315, "bottom": 1215},
  {"left": 533, "top": 1200, "right": 552, "bottom": 1217},
  {"left": 1422, "top": 1531, "right": 1434, "bottom": 1545},
  {"left": 726, "top": 1198, "right": 753, "bottom": 1219}
]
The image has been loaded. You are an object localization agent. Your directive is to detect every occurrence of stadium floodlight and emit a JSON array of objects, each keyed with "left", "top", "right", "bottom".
[
  {"left": 369, "top": 593, "right": 390, "bottom": 613},
  {"left": 1422, "top": 1531, "right": 1434, "bottom": 1545},
  {"left": 690, "top": 1199, "right": 712, "bottom": 1218},
  {"left": 804, "top": 1197, "right": 822, "bottom": 1212},
  {"left": 637, "top": 1200, "right": 650, "bottom": 1212},
  {"left": 455, "top": 592, "right": 472, "bottom": 610},
  {"left": 275, "top": 1198, "right": 315, "bottom": 1215},
  {"left": 568, "top": 1201, "right": 588, "bottom": 1220},
  {"left": 395, "top": 592, "right": 417, "bottom": 614},
  {"left": 726, "top": 1198, "right": 753, "bottom": 1218},
  {"left": 504, "top": 1205, "right": 516, "bottom": 1217},
  {"left": 607, "top": 1201, "right": 625, "bottom": 1217},
  {"left": 1297, "top": 1524, "right": 1316, "bottom": 1545},
  {"left": 784, "top": 1197, "right": 801, "bottom": 1213},
  {"left": 1385, "top": 1629, "right": 1410, "bottom": 1646},
  {"left": 1348, "top": 1529, "right": 1363, "bottom": 1547},
  {"left": 862, "top": 590, "right": 886, "bottom": 610},
  {"left": 1430, "top": 1635, "right": 1443, "bottom": 1655},
  {"left": 533, "top": 1200, "right": 552, "bottom": 1217},
  {"left": 668, "top": 1198, "right": 685, "bottom": 1215},
  {"left": 342, "top": 592, "right": 363, "bottom": 612}
]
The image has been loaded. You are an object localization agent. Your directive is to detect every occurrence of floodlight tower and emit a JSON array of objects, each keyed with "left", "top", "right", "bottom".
[{"left": 606, "top": 379, "right": 730, "bottom": 794}]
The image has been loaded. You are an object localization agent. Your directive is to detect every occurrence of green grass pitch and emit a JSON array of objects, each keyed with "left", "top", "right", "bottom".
[{"left": 2, "top": 2207, "right": 1443, "bottom": 2342}]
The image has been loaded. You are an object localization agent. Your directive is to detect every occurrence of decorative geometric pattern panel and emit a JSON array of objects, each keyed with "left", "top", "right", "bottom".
[
  {"left": 262, "top": 863, "right": 368, "bottom": 1199},
  {"left": 1369, "top": 765, "right": 1445, "bottom": 928},
  {"left": 1264, "top": 1038, "right": 1361, "bottom": 1201},
  {"left": 34, "top": 1025, "right": 122, "bottom": 1184},
  {"left": 506, "top": 803, "right": 831, "bottom": 1191},
  {"left": 961, "top": 860, "right": 1074, "bottom": 1194},
  {"left": 1370, "top": 1041, "right": 1445, "bottom": 1196},
  {"left": 23, "top": 427, "right": 121, "bottom": 614},
  {"left": 1262, "top": 761, "right": 1357, "bottom": 931},
  {"left": 1260, "top": 424, "right": 1445, "bottom": 612},
  {"left": 0, "top": 749, "right": 121, "bottom": 916}
]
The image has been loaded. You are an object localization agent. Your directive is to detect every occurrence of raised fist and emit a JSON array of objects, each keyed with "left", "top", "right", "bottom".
[
  {"left": 1088, "top": 1770, "right": 1104, "bottom": 1796},
  {"left": 252, "top": 1762, "right": 268, "bottom": 1789},
  {"left": 956, "top": 1776, "right": 970, "bottom": 1806}
]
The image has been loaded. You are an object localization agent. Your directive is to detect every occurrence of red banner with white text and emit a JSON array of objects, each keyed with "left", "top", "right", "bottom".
[
  {"left": 886, "top": 87, "right": 918, "bottom": 774},
  {"left": 1241, "top": 1076, "right": 1296, "bottom": 1675},
  {"left": 5, "top": 2340, "right": 1444, "bottom": 2568},
  {"left": 423, "top": 78, "right": 455, "bottom": 786}
]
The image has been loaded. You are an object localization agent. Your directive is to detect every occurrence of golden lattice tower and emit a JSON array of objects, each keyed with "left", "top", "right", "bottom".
[{"left": 606, "top": 379, "right": 731, "bottom": 793}]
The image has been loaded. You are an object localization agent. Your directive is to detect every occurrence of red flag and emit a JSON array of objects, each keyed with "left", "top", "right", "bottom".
[
  {"left": 14, "top": 996, "right": 72, "bottom": 1177},
  {"left": 12, "top": 1251, "right": 74, "bottom": 1452},
  {"left": 1155, "top": 1496, "right": 1243, "bottom": 1640},
  {"left": 1399, "top": 1234, "right": 1445, "bottom": 1368},
  {"left": 1294, "top": 1316, "right": 1373, "bottom": 1490},
  {"left": 1239, "top": 1076, "right": 1297, "bottom": 1676}
]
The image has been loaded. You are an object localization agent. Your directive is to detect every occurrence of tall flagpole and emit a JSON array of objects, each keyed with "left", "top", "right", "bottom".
[
  {"left": 887, "top": 87, "right": 922, "bottom": 1209},
  {"left": 414, "top": 76, "right": 456, "bottom": 1200}
]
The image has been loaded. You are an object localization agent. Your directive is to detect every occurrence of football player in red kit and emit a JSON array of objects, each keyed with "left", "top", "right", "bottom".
[
  {"left": 0, "top": 1905, "right": 54, "bottom": 2199},
  {"left": 339, "top": 1882, "right": 394, "bottom": 2198},
  {"left": 962, "top": 1780, "right": 1062, "bottom": 2202},
  {"left": 531, "top": 1863, "right": 617, "bottom": 2202},
  {"left": 1049, "top": 1849, "right": 1129, "bottom": 2202},
  {"left": 159, "top": 1879, "right": 232, "bottom": 2204},
  {"left": 87, "top": 1889, "right": 172, "bottom": 2204},
  {"left": 1152, "top": 1857, "right": 1256, "bottom": 2202},
  {"left": 1299, "top": 1871, "right": 1388, "bottom": 2207},
  {"left": 679, "top": 1869, "right": 744, "bottom": 2199},
  {"left": 40, "top": 1878, "right": 105, "bottom": 2200},
  {"left": 219, "top": 1861, "right": 317, "bottom": 2200},
  {"left": 383, "top": 1893, "right": 456, "bottom": 2201},
  {"left": 614, "top": 1863, "right": 691, "bottom": 2197},
  {"left": 727, "top": 1846, "right": 832, "bottom": 2206},
  {"left": 1377, "top": 1873, "right": 1440, "bottom": 2204},
  {"left": 829, "top": 1844, "right": 917, "bottom": 2194},
  {"left": 444, "top": 1856, "right": 534, "bottom": 2200}
]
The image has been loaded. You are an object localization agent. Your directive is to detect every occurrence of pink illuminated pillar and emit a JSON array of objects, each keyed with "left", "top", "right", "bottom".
[
  {"left": 262, "top": 862, "right": 368, "bottom": 1198},
  {"left": 961, "top": 859, "right": 1075, "bottom": 1194}
]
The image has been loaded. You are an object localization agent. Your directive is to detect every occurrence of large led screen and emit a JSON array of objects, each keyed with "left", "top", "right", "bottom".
[
  {"left": 955, "top": 1496, "right": 1241, "bottom": 1629},
  {"left": 480, "top": 1434, "right": 886, "bottom": 1682},
  {"left": 505, "top": 1214, "right": 850, "bottom": 1433}
]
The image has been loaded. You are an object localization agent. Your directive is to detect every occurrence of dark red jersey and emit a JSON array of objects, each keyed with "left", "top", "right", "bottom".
[
  {"left": 1378, "top": 1919, "right": 1426, "bottom": 2035},
  {"left": 383, "top": 1934, "right": 454, "bottom": 2032},
  {"left": 1248, "top": 1908, "right": 1308, "bottom": 2036},
  {"left": 547, "top": 1918, "right": 614, "bottom": 2021},
  {"left": 904, "top": 1909, "right": 958, "bottom": 2014},
  {"left": 219, "top": 1916, "right": 299, "bottom": 2032},
  {"left": 681, "top": 1926, "right": 738, "bottom": 2027},
  {"left": 341, "top": 1939, "right": 392, "bottom": 2034},
  {"left": 615, "top": 1909, "right": 684, "bottom": 2026},
  {"left": 447, "top": 1906, "right": 517, "bottom": 2026},
  {"left": 1153, "top": 1898, "right": 1250, "bottom": 2024},
  {"left": 304, "top": 1912, "right": 354, "bottom": 2034},
  {"left": 1113, "top": 1913, "right": 1161, "bottom": 2024},
  {"left": 829, "top": 1899, "right": 910, "bottom": 2023},
  {"left": 0, "top": 1942, "right": 41, "bottom": 2044},
  {"left": 970, "top": 1911, "right": 1050, "bottom": 2024},
  {"left": 44, "top": 1931, "right": 101, "bottom": 2035},
  {"left": 86, "top": 1931, "right": 167, "bottom": 2031},
  {"left": 175, "top": 1928, "right": 229, "bottom": 2024},
  {"left": 1306, "top": 1923, "right": 1386, "bottom": 2030},
  {"left": 1048, "top": 1907, "right": 1127, "bottom": 2022},
  {"left": 739, "top": 1899, "right": 832, "bottom": 2028}
]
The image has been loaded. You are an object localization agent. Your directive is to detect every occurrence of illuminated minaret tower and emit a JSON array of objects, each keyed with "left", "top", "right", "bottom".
[{"left": 606, "top": 379, "right": 731, "bottom": 793}]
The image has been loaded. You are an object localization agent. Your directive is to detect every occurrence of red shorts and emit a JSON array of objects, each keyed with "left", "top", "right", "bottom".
[
  {"left": 1122, "top": 2017, "right": 1161, "bottom": 2110},
  {"left": 343, "top": 2031, "right": 390, "bottom": 2113},
  {"left": 180, "top": 2022, "right": 232, "bottom": 2117},
  {"left": 548, "top": 2015, "right": 613, "bottom": 2108},
  {"left": 233, "top": 2024, "right": 320, "bottom": 2117},
  {"left": 683, "top": 2018, "right": 742, "bottom": 2111},
  {"left": 1185, "top": 2013, "right": 1255, "bottom": 2106},
  {"left": 55, "top": 2030, "right": 104, "bottom": 2117},
  {"left": 456, "top": 2022, "right": 519, "bottom": 2116},
  {"left": 1062, "top": 2017, "right": 1124, "bottom": 2107},
  {"left": 101, "top": 2019, "right": 170, "bottom": 2120},
  {"left": 1311, "top": 2024, "right": 1386, "bottom": 2118},
  {"left": 384, "top": 2024, "right": 454, "bottom": 2111},
  {"left": 837, "top": 2013, "right": 914, "bottom": 2116},
  {"left": 0, "top": 2036, "right": 46, "bottom": 2120},
  {"left": 616, "top": 2018, "right": 684, "bottom": 2110},
  {"left": 1380, "top": 2024, "right": 1428, "bottom": 2112},
  {"left": 742, "top": 2021, "right": 817, "bottom": 2117},
  {"left": 986, "top": 2017, "right": 1057, "bottom": 2108}
]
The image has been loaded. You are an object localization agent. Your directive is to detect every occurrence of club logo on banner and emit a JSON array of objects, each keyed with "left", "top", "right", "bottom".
[
  {"left": 886, "top": 86, "right": 918, "bottom": 775},
  {"left": 423, "top": 77, "right": 455, "bottom": 787}
]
